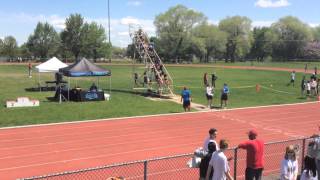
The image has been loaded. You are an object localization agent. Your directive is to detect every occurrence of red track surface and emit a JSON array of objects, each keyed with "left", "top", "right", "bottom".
[{"left": 0, "top": 102, "right": 319, "bottom": 179}]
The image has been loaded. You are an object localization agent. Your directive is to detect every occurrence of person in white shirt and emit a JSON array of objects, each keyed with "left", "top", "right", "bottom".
[
  {"left": 206, "top": 84, "right": 214, "bottom": 108},
  {"left": 205, "top": 139, "right": 233, "bottom": 180},
  {"left": 290, "top": 71, "right": 295, "bottom": 87},
  {"left": 280, "top": 145, "right": 298, "bottom": 180},
  {"left": 203, "top": 128, "right": 219, "bottom": 152}
]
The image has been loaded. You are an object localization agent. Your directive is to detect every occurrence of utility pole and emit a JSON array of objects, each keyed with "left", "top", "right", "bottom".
[{"left": 108, "top": 0, "right": 111, "bottom": 63}]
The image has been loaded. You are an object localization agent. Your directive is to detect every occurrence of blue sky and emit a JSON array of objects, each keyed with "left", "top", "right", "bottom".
[{"left": 0, "top": 0, "right": 319, "bottom": 47}]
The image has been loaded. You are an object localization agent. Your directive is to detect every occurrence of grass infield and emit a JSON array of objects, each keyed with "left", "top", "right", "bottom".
[{"left": 0, "top": 63, "right": 316, "bottom": 127}]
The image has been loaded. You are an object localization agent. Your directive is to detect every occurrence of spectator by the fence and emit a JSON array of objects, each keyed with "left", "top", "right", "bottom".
[
  {"left": 312, "top": 132, "right": 320, "bottom": 180},
  {"left": 238, "top": 129, "right": 264, "bottom": 180},
  {"left": 200, "top": 142, "right": 215, "bottom": 180},
  {"left": 280, "top": 145, "right": 298, "bottom": 180},
  {"left": 205, "top": 139, "right": 233, "bottom": 180},
  {"left": 300, "top": 142, "right": 317, "bottom": 180},
  {"left": 203, "top": 128, "right": 219, "bottom": 152}
]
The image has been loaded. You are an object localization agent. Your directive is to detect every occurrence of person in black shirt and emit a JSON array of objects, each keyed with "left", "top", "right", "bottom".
[
  {"left": 90, "top": 83, "right": 98, "bottom": 92},
  {"left": 199, "top": 142, "right": 216, "bottom": 180}
]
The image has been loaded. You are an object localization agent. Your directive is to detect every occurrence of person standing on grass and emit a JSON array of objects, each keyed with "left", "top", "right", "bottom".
[
  {"left": 204, "top": 73, "right": 209, "bottom": 87},
  {"left": 28, "top": 62, "right": 32, "bottom": 78},
  {"left": 205, "top": 139, "right": 233, "bottom": 180},
  {"left": 288, "top": 71, "right": 295, "bottom": 87},
  {"left": 238, "top": 129, "right": 264, "bottom": 180},
  {"left": 181, "top": 86, "right": 191, "bottom": 112},
  {"left": 211, "top": 73, "right": 217, "bottom": 88},
  {"left": 301, "top": 76, "right": 306, "bottom": 96},
  {"left": 305, "top": 64, "right": 308, "bottom": 73},
  {"left": 280, "top": 145, "right": 299, "bottom": 180},
  {"left": 220, "top": 83, "right": 229, "bottom": 108},
  {"left": 315, "top": 66, "right": 318, "bottom": 75},
  {"left": 203, "top": 128, "right": 219, "bottom": 152},
  {"left": 206, "top": 84, "right": 214, "bottom": 109}
]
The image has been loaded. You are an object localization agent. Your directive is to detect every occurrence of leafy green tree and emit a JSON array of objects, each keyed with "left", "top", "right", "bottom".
[
  {"left": 18, "top": 43, "right": 32, "bottom": 59},
  {"left": 61, "top": 14, "right": 85, "bottom": 60},
  {"left": 304, "top": 42, "right": 320, "bottom": 59},
  {"left": 154, "top": 5, "right": 207, "bottom": 63},
  {"left": 27, "top": 22, "right": 60, "bottom": 60},
  {"left": 0, "top": 38, "right": 3, "bottom": 55},
  {"left": 219, "top": 16, "right": 252, "bottom": 62},
  {"left": 312, "top": 26, "right": 320, "bottom": 41},
  {"left": 2, "top": 36, "right": 18, "bottom": 60},
  {"left": 271, "top": 16, "right": 312, "bottom": 60},
  {"left": 111, "top": 46, "right": 125, "bottom": 59},
  {"left": 193, "top": 23, "right": 227, "bottom": 62},
  {"left": 98, "top": 42, "right": 112, "bottom": 60},
  {"left": 81, "top": 22, "right": 108, "bottom": 61},
  {"left": 250, "top": 27, "right": 275, "bottom": 61}
]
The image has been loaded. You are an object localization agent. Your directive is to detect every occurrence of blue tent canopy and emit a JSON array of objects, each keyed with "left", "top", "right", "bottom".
[{"left": 59, "top": 58, "right": 111, "bottom": 77}]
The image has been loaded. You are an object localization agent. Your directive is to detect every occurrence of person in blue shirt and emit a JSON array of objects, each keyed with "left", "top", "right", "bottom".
[
  {"left": 181, "top": 86, "right": 192, "bottom": 112},
  {"left": 220, "top": 83, "right": 229, "bottom": 108}
]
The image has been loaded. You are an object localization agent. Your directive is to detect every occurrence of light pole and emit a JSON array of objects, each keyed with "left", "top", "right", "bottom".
[{"left": 107, "top": 0, "right": 111, "bottom": 63}]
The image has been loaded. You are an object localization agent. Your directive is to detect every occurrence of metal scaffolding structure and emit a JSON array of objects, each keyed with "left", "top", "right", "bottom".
[{"left": 129, "top": 25, "right": 174, "bottom": 97}]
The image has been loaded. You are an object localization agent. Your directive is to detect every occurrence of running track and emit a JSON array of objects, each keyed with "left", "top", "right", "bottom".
[{"left": 0, "top": 102, "right": 319, "bottom": 179}]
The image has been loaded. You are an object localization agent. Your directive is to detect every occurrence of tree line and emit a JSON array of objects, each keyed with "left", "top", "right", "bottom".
[
  {"left": 0, "top": 14, "right": 125, "bottom": 62},
  {"left": 128, "top": 5, "right": 320, "bottom": 63}
]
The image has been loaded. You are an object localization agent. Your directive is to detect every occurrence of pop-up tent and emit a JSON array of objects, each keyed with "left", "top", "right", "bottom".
[
  {"left": 36, "top": 57, "right": 68, "bottom": 73},
  {"left": 35, "top": 57, "right": 68, "bottom": 91},
  {"left": 59, "top": 58, "right": 111, "bottom": 101},
  {"left": 59, "top": 57, "right": 110, "bottom": 77}
]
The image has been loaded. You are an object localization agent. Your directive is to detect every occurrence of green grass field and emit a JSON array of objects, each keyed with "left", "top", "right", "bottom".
[{"left": 0, "top": 63, "right": 316, "bottom": 127}]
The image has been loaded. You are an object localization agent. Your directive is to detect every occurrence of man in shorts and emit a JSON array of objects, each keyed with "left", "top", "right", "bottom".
[
  {"left": 220, "top": 83, "right": 229, "bottom": 108},
  {"left": 289, "top": 71, "right": 295, "bottom": 87},
  {"left": 206, "top": 84, "right": 214, "bottom": 108},
  {"left": 181, "top": 86, "right": 191, "bottom": 112}
]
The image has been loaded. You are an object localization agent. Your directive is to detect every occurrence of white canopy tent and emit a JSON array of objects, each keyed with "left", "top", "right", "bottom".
[
  {"left": 35, "top": 57, "right": 68, "bottom": 91},
  {"left": 36, "top": 57, "right": 68, "bottom": 73}
]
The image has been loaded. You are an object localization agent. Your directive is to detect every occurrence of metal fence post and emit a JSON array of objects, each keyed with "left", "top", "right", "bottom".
[
  {"left": 300, "top": 138, "right": 306, "bottom": 173},
  {"left": 144, "top": 160, "right": 148, "bottom": 180},
  {"left": 234, "top": 148, "right": 238, "bottom": 180}
]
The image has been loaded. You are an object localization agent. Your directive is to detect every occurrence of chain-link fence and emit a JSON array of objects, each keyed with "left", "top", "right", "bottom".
[{"left": 21, "top": 137, "right": 314, "bottom": 180}]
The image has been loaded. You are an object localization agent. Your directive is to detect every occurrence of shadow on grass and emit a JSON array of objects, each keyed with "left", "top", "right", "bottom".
[{"left": 25, "top": 87, "right": 56, "bottom": 92}]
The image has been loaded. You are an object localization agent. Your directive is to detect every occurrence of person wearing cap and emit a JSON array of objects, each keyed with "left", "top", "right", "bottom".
[
  {"left": 181, "top": 86, "right": 192, "bottom": 112},
  {"left": 203, "top": 128, "right": 219, "bottom": 152},
  {"left": 205, "top": 139, "right": 233, "bottom": 180},
  {"left": 280, "top": 145, "right": 298, "bottom": 180},
  {"left": 238, "top": 129, "right": 264, "bottom": 180}
]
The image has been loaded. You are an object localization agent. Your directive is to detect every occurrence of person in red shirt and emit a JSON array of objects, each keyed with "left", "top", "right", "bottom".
[{"left": 238, "top": 129, "right": 264, "bottom": 180}]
